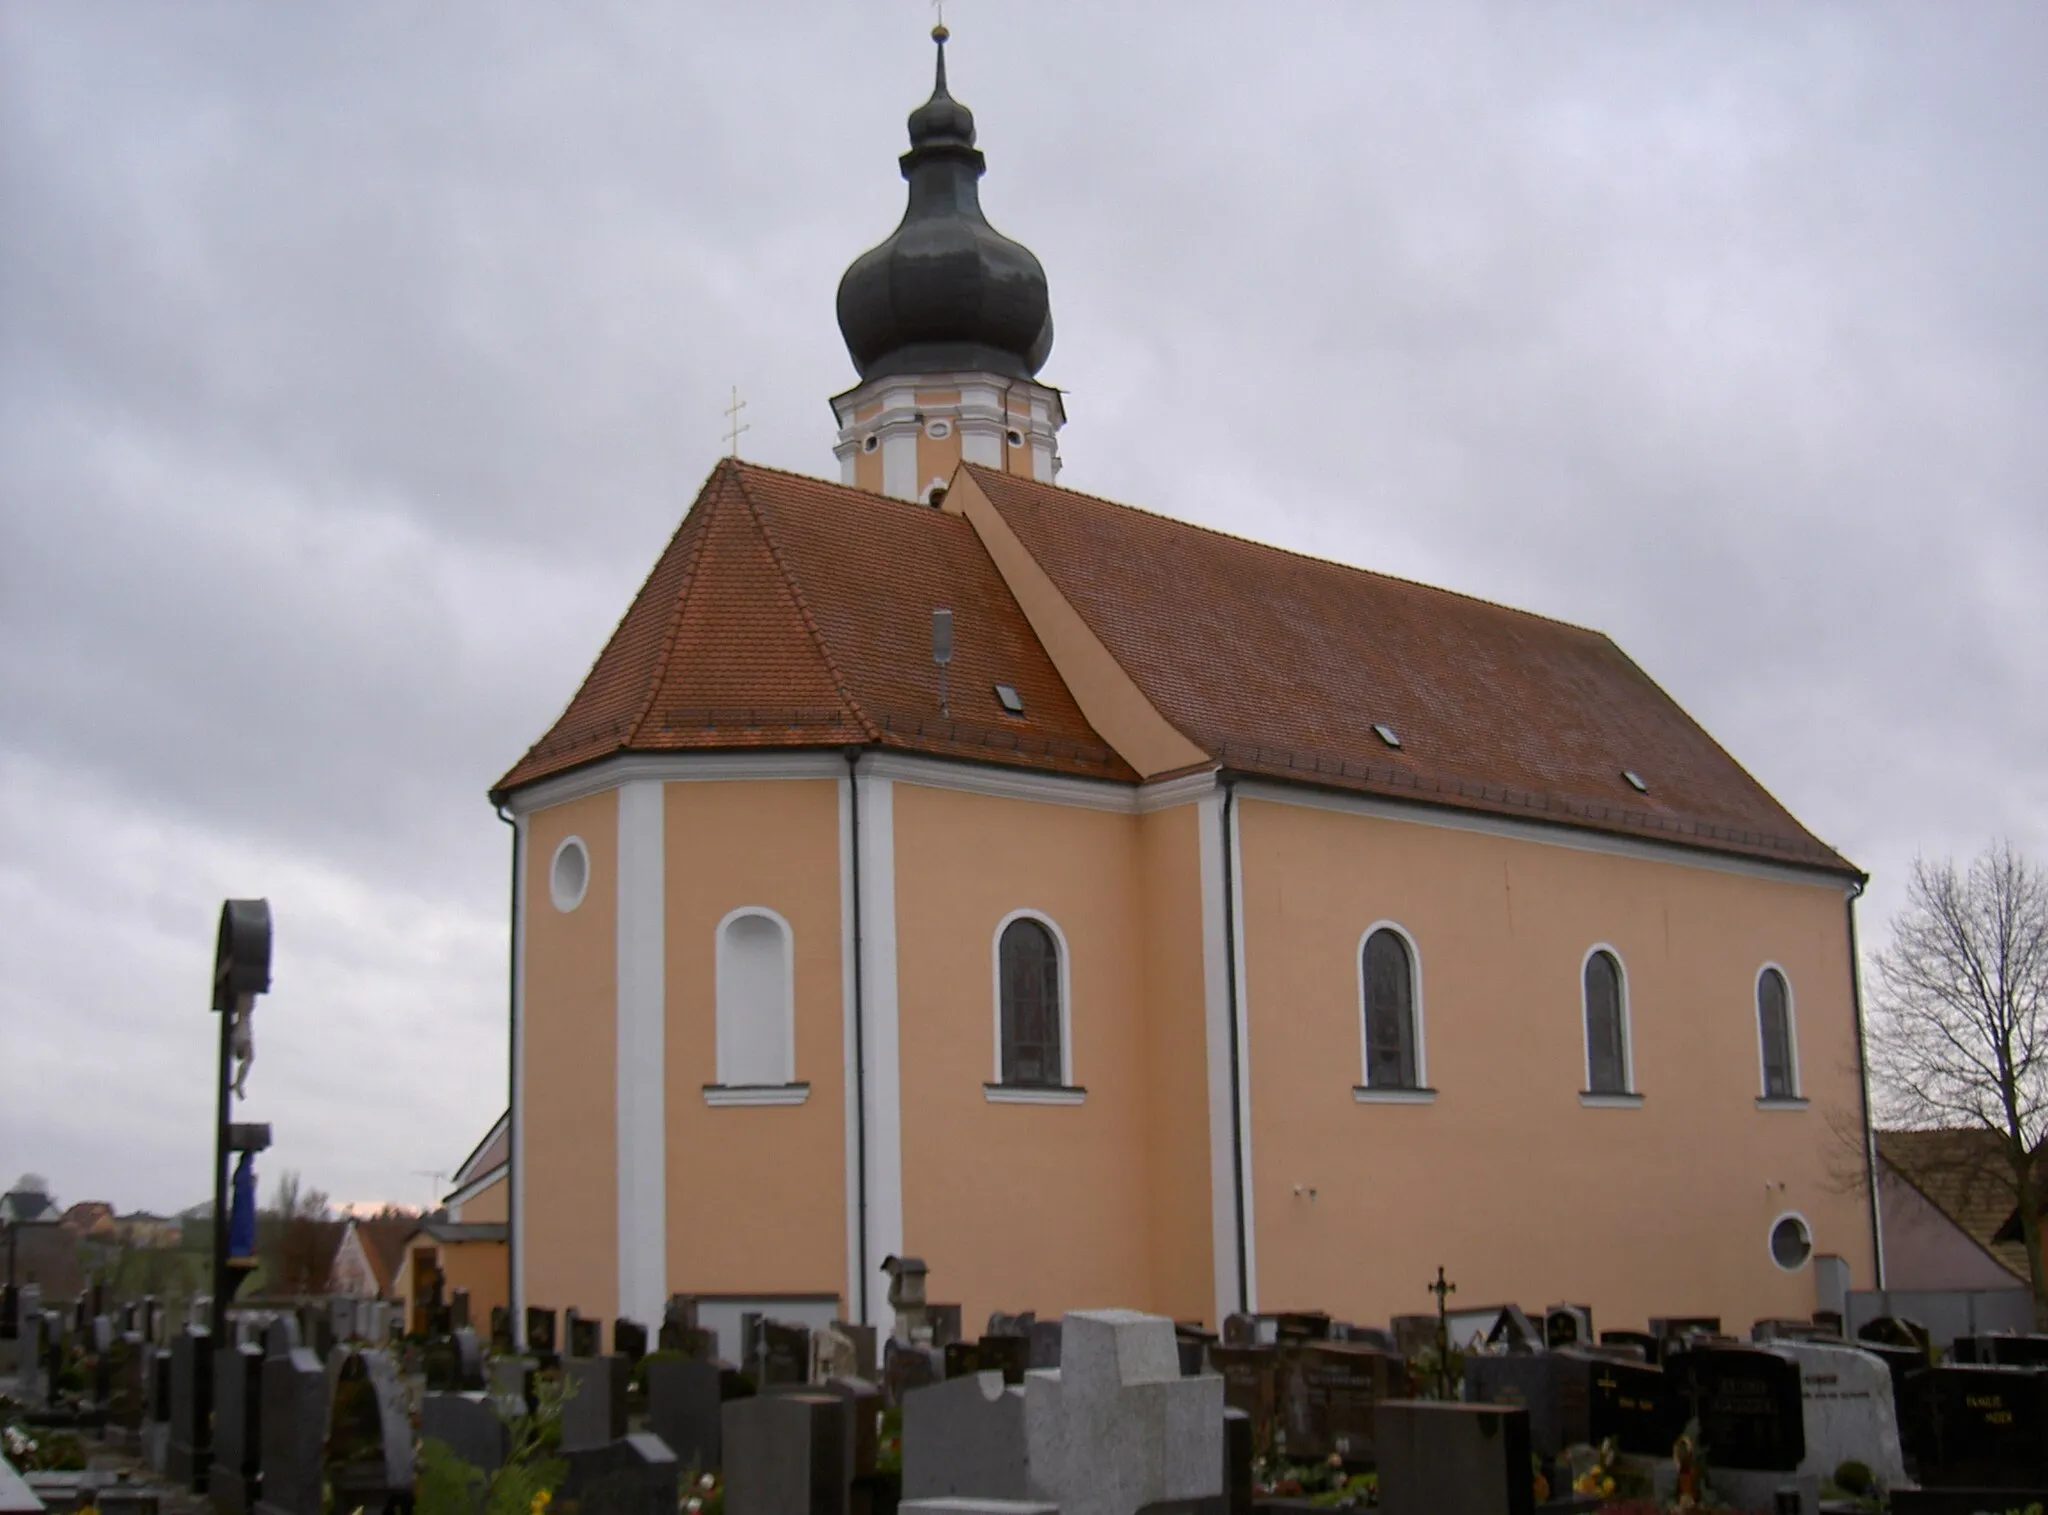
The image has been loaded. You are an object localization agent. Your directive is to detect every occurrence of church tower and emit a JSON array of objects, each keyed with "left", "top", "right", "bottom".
[{"left": 833, "top": 26, "right": 1063, "bottom": 501}]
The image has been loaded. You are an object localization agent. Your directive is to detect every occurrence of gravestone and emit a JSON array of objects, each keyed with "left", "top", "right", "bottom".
[
  {"left": 324, "top": 1348, "right": 412, "bottom": 1515},
  {"left": 1275, "top": 1311, "right": 1332, "bottom": 1343},
  {"left": 166, "top": 1325, "right": 213, "bottom": 1491},
  {"left": 561, "top": 1434, "right": 680, "bottom": 1515},
  {"left": 210, "top": 1341, "right": 265, "bottom": 1515},
  {"left": 1024, "top": 1318, "right": 1062, "bottom": 1371},
  {"left": 1222, "top": 1313, "right": 1259, "bottom": 1349},
  {"left": 755, "top": 1319, "right": 811, "bottom": 1387},
  {"left": 450, "top": 1288, "right": 470, "bottom": 1333},
  {"left": 883, "top": 1338, "right": 942, "bottom": 1407},
  {"left": 1667, "top": 1345, "right": 1804, "bottom": 1472},
  {"left": 1276, "top": 1341, "right": 1397, "bottom": 1464},
  {"left": 928, "top": 1304, "right": 963, "bottom": 1348},
  {"left": 567, "top": 1310, "right": 602, "bottom": 1361},
  {"left": 426, "top": 1327, "right": 486, "bottom": 1393},
  {"left": 1571, "top": 1350, "right": 1675, "bottom": 1456},
  {"left": 1223, "top": 1406, "right": 1252, "bottom": 1515},
  {"left": 647, "top": 1356, "right": 752, "bottom": 1474},
  {"left": 1544, "top": 1305, "right": 1592, "bottom": 1351},
  {"left": 91, "top": 1315, "right": 116, "bottom": 1406},
  {"left": 834, "top": 1319, "right": 878, "bottom": 1380},
  {"left": 814, "top": 1375, "right": 886, "bottom": 1515},
  {"left": 106, "top": 1332, "right": 146, "bottom": 1436},
  {"left": 1958, "top": 1333, "right": 2048, "bottom": 1368},
  {"left": 1020, "top": 1309, "right": 1223, "bottom": 1515},
  {"left": 422, "top": 1391, "right": 510, "bottom": 1476},
  {"left": 1766, "top": 1340, "right": 1907, "bottom": 1491},
  {"left": 1858, "top": 1316, "right": 1932, "bottom": 1352},
  {"left": 903, "top": 1371, "right": 1030, "bottom": 1502},
  {"left": 143, "top": 1346, "right": 173, "bottom": 1473},
  {"left": 489, "top": 1307, "right": 512, "bottom": 1354},
  {"left": 613, "top": 1318, "right": 648, "bottom": 1367},
  {"left": 659, "top": 1296, "right": 714, "bottom": 1360},
  {"left": 561, "top": 1354, "right": 630, "bottom": 1452},
  {"left": 723, "top": 1391, "right": 851, "bottom": 1515},
  {"left": 1210, "top": 1343, "right": 1279, "bottom": 1461},
  {"left": 489, "top": 1357, "right": 538, "bottom": 1417},
  {"left": 1374, "top": 1401, "right": 1535, "bottom": 1515},
  {"left": 525, "top": 1307, "right": 558, "bottom": 1363},
  {"left": 252, "top": 1320, "right": 327, "bottom": 1515},
  {"left": 1599, "top": 1329, "right": 1663, "bottom": 1365},
  {"left": 943, "top": 1341, "right": 980, "bottom": 1379},
  {"left": 1468, "top": 1351, "right": 1589, "bottom": 1459},
  {"left": 1901, "top": 1364, "right": 2048, "bottom": 1489}
]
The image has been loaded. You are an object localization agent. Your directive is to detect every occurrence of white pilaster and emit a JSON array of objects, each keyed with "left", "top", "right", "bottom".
[
  {"left": 1198, "top": 793, "right": 1244, "bottom": 1327},
  {"left": 511, "top": 813, "right": 529, "bottom": 1346},
  {"left": 616, "top": 779, "right": 667, "bottom": 1326},
  {"left": 839, "top": 776, "right": 864, "bottom": 1320},
  {"left": 857, "top": 774, "right": 904, "bottom": 1328}
]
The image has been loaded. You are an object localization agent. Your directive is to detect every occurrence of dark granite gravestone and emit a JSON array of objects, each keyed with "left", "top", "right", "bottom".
[
  {"left": 1222, "top": 1313, "right": 1259, "bottom": 1349},
  {"left": 1901, "top": 1364, "right": 2048, "bottom": 1489},
  {"left": 426, "top": 1326, "right": 486, "bottom": 1393},
  {"left": 1468, "top": 1351, "right": 1589, "bottom": 1459},
  {"left": 210, "top": 1341, "right": 265, "bottom": 1515},
  {"left": 561, "top": 1433, "right": 680, "bottom": 1515},
  {"left": 166, "top": 1325, "right": 213, "bottom": 1491},
  {"left": 833, "top": 1320, "right": 877, "bottom": 1380},
  {"left": 1667, "top": 1345, "right": 1805, "bottom": 1472},
  {"left": 647, "top": 1356, "right": 752, "bottom": 1474},
  {"left": 976, "top": 1333, "right": 1028, "bottom": 1385},
  {"left": 1858, "top": 1315, "right": 1932, "bottom": 1352},
  {"left": 1957, "top": 1334, "right": 2048, "bottom": 1368},
  {"left": 252, "top": 1323, "right": 327, "bottom": 1515},
  {"left": 1277, "top": 1341, "right": 1397, "bottom": 1464},
  {"left": 1223, "top": 1406, "right": 1253, "bottom": 1515},
  {"left": 1650, "top": 1315, "right": 1722, "bottom": 1342},
  {"left": 1575, "top": 1350, "right": 1676, "bottom": 1456},
  {"left": 723, "top": 1392, "right": 851, "bottom": 1515},
  {"left": 567, "top": 1310, "right": 601, "bottom": 1361},
  {"left": 815, "top": 1375, "right": 886, "bottom": 1515},
  {"left": 942, "top": 1340, "right": 980, "bottom": 1379},
  {"left": 143, "top": 1345, "right": 173, "bottom": 1472},
  {"left": 1374, "top": 1401, "right": 1535, "bottom": 1515},
  {"left": 91, "top": 1315, "right": 116, "bottom": 1406},
  {"left": 107, "top": 1331, "right": 146, "bottom": 1434},
  {"left": 325, "top": 1348, "right": 412, "bottom": 1515},
  {"left": 1275, "top": 1311, "right": 1332, "bottom": 1343},
  {"left": 422, "top": 1391, "right": 510, "bottom": 1476},
  {"left": 613, "top": 1318, "right": 648, "bottom": 1367},
  {"left": 1599, "top": 1329, "right": 1663, "bottom": 1365},
  {"left": 525, "top": 1306, "right": 558, "bottom": 1362},
  {"left": 927, "top": 1303, "right": 963, "bottom": 1348},
  {"left": 755, "top": 1319, "right": 811, "bottom": 1387},
  {"left": 1025, "top": 1317, "right": 1062, "bottom": 1370},
  {"left": 1209, "top": 1345, "right": 1279, "bottom": 1461},
  {"left": 0, "top": 1283, "right": 16, "bottom": 1340},
  {"left": 450, "top": 1288, "right": 470, "bottom": 1333},
  {"left": 562, "top": 1354, "right": 630, "bottom": 1452},
  {"left": 489, "top": 1306, "right": 513, "bottom": 1354},
  {"left": 1544, "top": 1305, "right": 1592, "bottom": 1350},
  {"left": 659, "top": 1296, "right": 714, "bottom": 1359},
  {"left": 882, "top": 1338, "right": 942, "bottom": 1406}
]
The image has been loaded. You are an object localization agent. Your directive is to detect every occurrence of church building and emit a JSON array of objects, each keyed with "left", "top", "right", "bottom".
[{"left": 492, "top": 30, "right": 1880, "bottom": 1345}]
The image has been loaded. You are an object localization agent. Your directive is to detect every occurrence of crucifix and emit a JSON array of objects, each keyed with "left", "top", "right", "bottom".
[
  {"left": 1428, "top": 1265, "right": 1457, "bottom": 1398},
  {"left": 723, "top": 385, "right": 751, "bottom": 457}
]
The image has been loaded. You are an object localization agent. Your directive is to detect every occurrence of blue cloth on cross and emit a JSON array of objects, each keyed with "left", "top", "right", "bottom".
[{"left": 229, "top": 1151, "right": 258, "bottom": 1260}]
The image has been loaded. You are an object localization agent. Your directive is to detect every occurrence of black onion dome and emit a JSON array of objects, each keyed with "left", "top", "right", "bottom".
[{"left": 836, "top": 27, "right": 1053, "bottom": 383}]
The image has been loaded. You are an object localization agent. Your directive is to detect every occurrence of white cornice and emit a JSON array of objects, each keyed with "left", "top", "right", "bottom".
[
  {"left": 857, "top": 749, "right": 1139, "bottom": 813},
  {"left": 503, "top": 751, "right": 848, "bottom": 814},
  {"left": 1229, "top": 778, "right": 1855, "bottom": 892},
  {"left": 442, "top": 1163, "right": 507, "bottom": 1210}
]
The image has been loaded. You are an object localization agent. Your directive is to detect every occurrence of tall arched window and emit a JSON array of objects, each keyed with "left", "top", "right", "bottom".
[
  {"left": 716, "top": 909, "right": 794, "bottom": 1087},
  {"left": 1361, "top": 928, "right": 1419, "bottom": 1089},
  {"left": 1583, "top": 949, "right": 1631, "bottom": 1095},
  {"left": 997, "top": 916, "right": 1064, "bottom": 1087},
  {"left": 1757, "top": 966, "right": 1797, "bottom": 1099}
]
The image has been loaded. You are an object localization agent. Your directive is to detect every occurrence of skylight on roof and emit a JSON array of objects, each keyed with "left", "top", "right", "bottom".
[
  {"left": 1372, "top": 723, "right": 1401, "bottom": 749},
  {"left": 1622, "top": 770, "right": 1648, "bottom": 793},
  {"left": 994, "top": 683, "right": 1025, "bottom": 716}
]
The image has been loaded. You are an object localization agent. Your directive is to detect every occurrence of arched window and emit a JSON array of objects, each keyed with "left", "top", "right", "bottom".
[
  {"left": 997, "top": 916, "right": 1064, "bottom": 1087},
  {"left": 1361, "top": 928, "right": 1419, "bottom": 1089},
  {"left": 1757, "top": 966, "right": 1797, "bottom": 1099},
  {"left": 1583, "top": 949, "right": 1631, "bottom": 1095},
  {"left": 716, "top": 909, "right": 794, "bottom": 1087}
]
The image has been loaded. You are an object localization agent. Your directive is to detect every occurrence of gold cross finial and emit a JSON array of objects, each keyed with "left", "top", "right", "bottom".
[
  {"left": 723, "top": 385, "right": 751, "bottom": 457},
  {"left": 932, "top": 0, "right": 947, "bottom": 42}
]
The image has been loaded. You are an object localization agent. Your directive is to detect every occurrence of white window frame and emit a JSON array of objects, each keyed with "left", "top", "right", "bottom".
[
  {"left": 713, "top": 906, "right": 797, "bottom": 1088},
  {"left": 1578, "top": 943, "right": 1639, "bottom": 1105},
  {"left": 988, "top": 908, "right": 1075, "bottom": 1093},
  {"left": 1768, "top": 1210, "right": 1814, "bottom": 1271},
  {"left": 549, "top": 834, "right": 590, "bottom": 913},
  {"left": 1753, "top": 961, "right": 1803, "bottom": 1104},
  {"left": 1353, "top": 920, "right": 1432, "bottom": 1102}
]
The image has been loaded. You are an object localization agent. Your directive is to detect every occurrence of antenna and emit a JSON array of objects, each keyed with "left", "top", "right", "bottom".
[
  {"left": 723, "top": 385, "right": 750, "bottom": 457},
  {"left": 413, "top": 1169, "right": 449, "bottom": 1211},
  {"left": 931, "top": 608, "right": 953, "bottom": 717}
]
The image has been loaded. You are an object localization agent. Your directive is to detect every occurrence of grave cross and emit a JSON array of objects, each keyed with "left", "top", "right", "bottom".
[{"left": 1428, "top": 1266, "right": 1457, "bottom": 1399}]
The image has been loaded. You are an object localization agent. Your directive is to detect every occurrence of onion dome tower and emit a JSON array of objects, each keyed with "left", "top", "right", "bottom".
[{"left": 832, "top": 25, "right": 1064, "bottom": 500}]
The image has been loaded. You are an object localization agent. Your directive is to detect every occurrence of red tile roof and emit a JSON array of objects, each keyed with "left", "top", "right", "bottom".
[
  {"left": 964, "top": 465, "right": 1852, "bottom": 873},
  {"left": 498, "top": 458, "right": 1852, "bottom": 876},
  {"left": 1878, "top": 1129, "right": 2036, "bottom": 1282},
  {"left": 495, "top": 460, "right": 1135, "bottom": 793}
]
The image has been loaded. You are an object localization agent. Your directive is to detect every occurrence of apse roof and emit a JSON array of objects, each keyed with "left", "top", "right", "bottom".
[{"left": 496, "top": 458, "right": 1853, "bottom": 878}]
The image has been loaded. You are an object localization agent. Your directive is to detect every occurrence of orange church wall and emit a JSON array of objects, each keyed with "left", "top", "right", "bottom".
[
  {"left": 1233, "top": 793, "right": 1873, "bottom": 1332},
  {"left": 892, "top": 781, "right": 1157, "bottom": 1326},
  {"left": 456, "top": 1174, "right": 507, "bottom": 1225},
  {"left": 521, "top": 789, "right": 620, "bottom": 1321},
  {"left": 1137, "top": 801, "right": 1222, "bottom": 1325},
  {"left": 661, "top": 779, "right": 848, "bottom": 1299}
]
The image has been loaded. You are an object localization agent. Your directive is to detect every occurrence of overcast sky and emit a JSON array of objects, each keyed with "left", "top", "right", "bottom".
[{"left": 3, "top": 3, "right": 2044, "bottom": 1216}]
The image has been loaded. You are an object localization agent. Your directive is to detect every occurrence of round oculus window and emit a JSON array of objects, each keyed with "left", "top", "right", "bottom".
[
  {"left": 1769, "top": 1213, "right": 1812, "bottom": 1271},
  {"left": 926, "top": 419, "right": 951, "bottom": 439},
  {"left": 1006, "top": 429, "right": 1024, "bottom": 447},
  {"left": 550, "top": 836, "right": 590, "bottom": 913},
  {"left": 862, "top": 434, "right": 879, "bottom": 453}
]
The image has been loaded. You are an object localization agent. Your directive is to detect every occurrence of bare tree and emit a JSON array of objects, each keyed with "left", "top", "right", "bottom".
[{"left": 1868, "top": 841, "right": 2048, "bottom": 1326}]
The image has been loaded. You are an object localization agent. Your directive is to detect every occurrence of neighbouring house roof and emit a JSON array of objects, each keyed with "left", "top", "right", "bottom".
[
  {"left": 1878, "top": 1128, "right": 2041, "bottom": 1283},
  {"left": 416, "top": 1222, "right": 508, "bottom": 1245},
  {"left": 341, "top": 1216, "right": 418, "bottom": 1296},
  {"left": 59, "top": 1201, "right": 116, "bottom": 1236},
  {"left": 495, "top": 458, "right": 1852, "bottom": 876}
]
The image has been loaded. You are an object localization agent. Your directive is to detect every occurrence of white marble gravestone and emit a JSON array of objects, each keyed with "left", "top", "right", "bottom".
[
  {"left": 1021, "top": 1309, "right": 1222, "bottom": 1515},
  {"left": 1765, "top": 1340, "right": 1907, "bottom": 1490}
]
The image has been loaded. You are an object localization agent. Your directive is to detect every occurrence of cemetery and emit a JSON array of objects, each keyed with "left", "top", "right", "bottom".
[{"left": 7, "top": 1249, "right": 2048, "bottom": 1515}]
